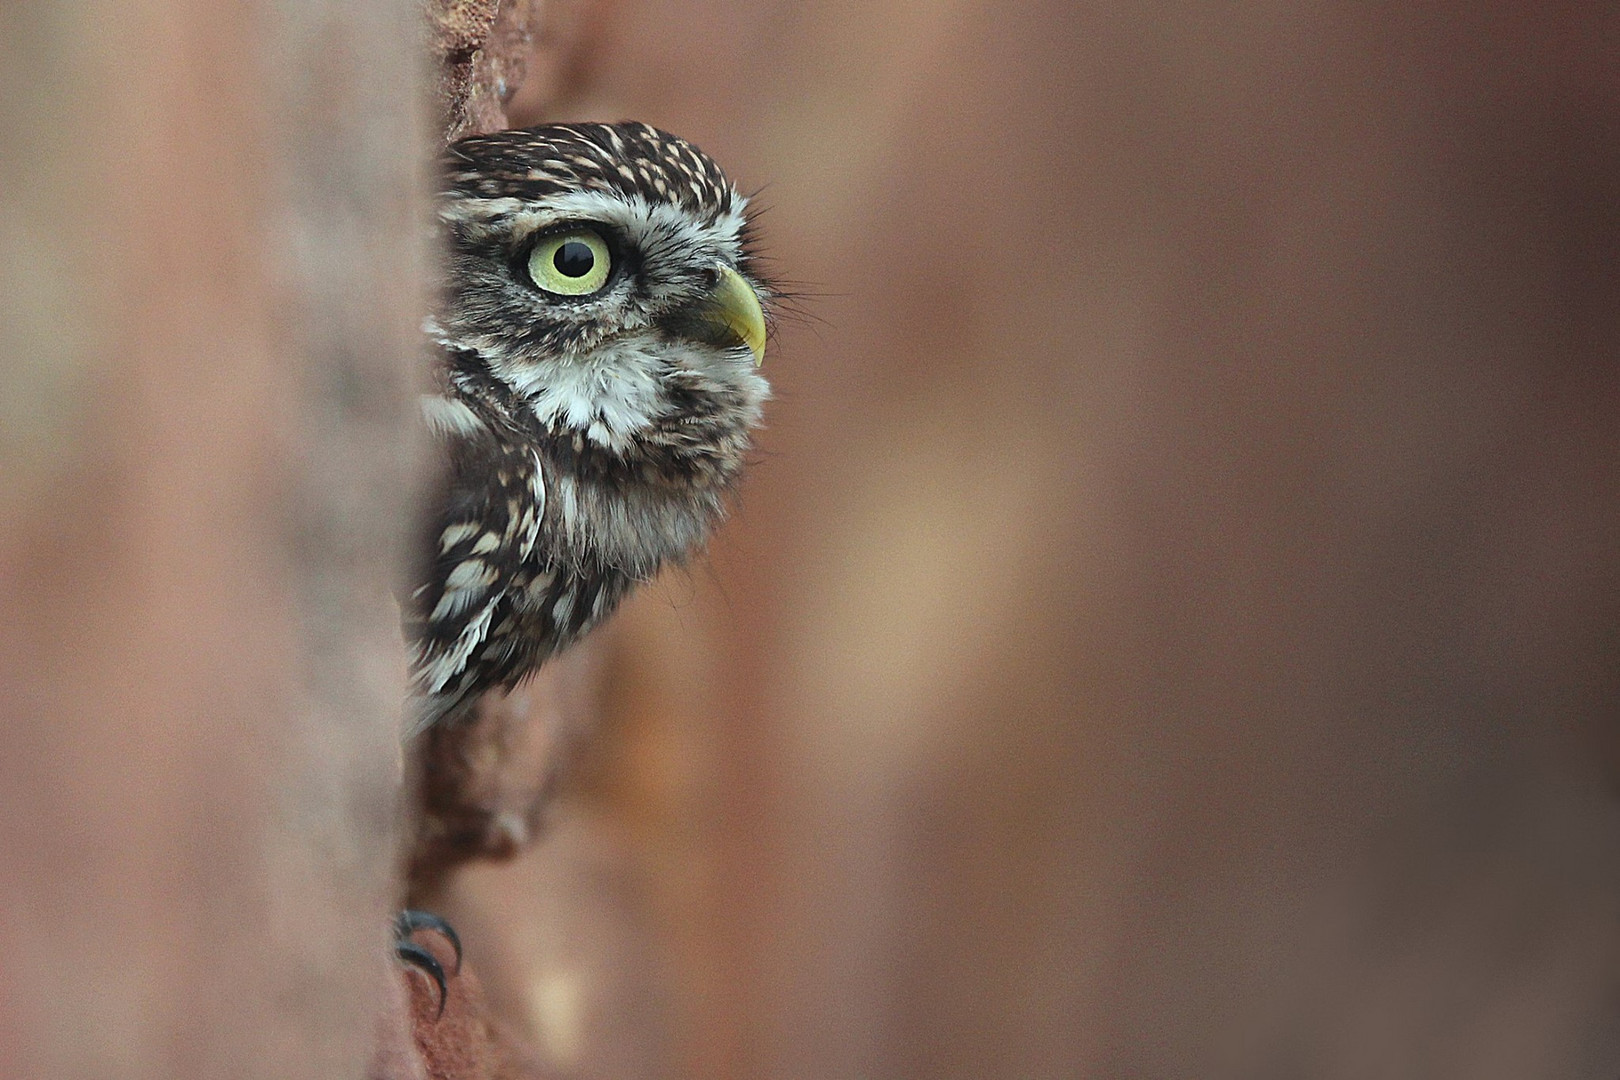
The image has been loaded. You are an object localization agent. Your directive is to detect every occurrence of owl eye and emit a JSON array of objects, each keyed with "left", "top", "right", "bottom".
[{"left": 527, "top": 230, "right": 612, "bottom": 296}]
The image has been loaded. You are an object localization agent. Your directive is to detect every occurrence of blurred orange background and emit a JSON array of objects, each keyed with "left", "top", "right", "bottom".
[{"left": 437, "top": 3, "right": 1620, "bottom": 1079}]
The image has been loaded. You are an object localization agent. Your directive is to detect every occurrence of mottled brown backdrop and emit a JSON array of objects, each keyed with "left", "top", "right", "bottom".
[
  {"left": 3, "top": 3, "right": 1616, "bottom": 1080},
  {"left": 442, "top": 3, "right": 1620, "bottom": 1079}
]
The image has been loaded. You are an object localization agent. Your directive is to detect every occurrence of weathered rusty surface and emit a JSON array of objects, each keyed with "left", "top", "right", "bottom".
[
  {"left": 426, "top": 0, "right": 501, "bottom": 141},
  {"left": 408, "top": 647, "right": 602, "bottom": 887},
  {"left": 430, "top": 0, "right": 547, "bottom": 142}
]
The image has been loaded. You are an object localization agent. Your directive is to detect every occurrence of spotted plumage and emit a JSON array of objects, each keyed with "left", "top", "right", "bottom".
[{"left": 404, "top": 122, "right": 771, "bottom": 733}]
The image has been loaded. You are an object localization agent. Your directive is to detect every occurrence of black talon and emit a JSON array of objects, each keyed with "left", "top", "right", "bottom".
[
  {"left": 394, "top": 909, "right": 463, "bottom": 975},
  {"left": 394, "top": 940, "right": 449, "bottom": 1017},
  {"left": 393, "top": 910, "right": 462, "bottom": 1018}
]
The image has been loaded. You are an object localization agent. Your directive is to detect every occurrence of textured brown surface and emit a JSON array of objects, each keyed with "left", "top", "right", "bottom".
[
  {"left": 0, "top": 0, "right": 424, "bottom": 1076},
  {"left": 426, "top": 0, "right": 501, "bottom": 141},
  {"left": 430, "top": 0, "right": 548, "bottom": 141},
  {"left": 410, "top": 647, "right": 602, "bottom": 885}
]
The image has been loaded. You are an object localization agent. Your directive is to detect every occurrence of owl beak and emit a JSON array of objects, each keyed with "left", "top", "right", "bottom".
[{"left": 702, "top": 264, "right": 768, "bottom": 366}]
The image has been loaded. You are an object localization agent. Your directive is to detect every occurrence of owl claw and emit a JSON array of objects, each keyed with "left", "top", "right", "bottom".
[
  {"left": 394, "top": 909, "right": 462, "bottom": 1018},
  {"left": 395, "top": 909, "right": 463, "bottom": 974},
  {"left": 395, "top": 940, "right": 449, "bottom": 1017}
]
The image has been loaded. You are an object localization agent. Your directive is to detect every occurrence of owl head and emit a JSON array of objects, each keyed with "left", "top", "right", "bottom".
[{"left": 430, "top": 122, "right": 770, "bottom": 452}]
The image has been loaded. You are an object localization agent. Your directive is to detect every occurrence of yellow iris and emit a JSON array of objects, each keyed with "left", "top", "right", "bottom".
[{"left": 527, "top": 230, "right": 612, "bottom": 295}]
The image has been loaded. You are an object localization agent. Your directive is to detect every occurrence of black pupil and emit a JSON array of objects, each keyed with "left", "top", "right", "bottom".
[{"left": 553, "top": 240, "right": 596, "bottom": 278}]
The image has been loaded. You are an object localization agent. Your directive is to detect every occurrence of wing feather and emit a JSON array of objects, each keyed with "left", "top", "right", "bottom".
[{"left": 404, "top": 399, "right": 544, "bottom": 729}]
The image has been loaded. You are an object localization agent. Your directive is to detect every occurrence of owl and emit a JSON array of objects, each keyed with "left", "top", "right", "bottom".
[{"left": 404, "top": 121, "right": 771, "bottom": 735}]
